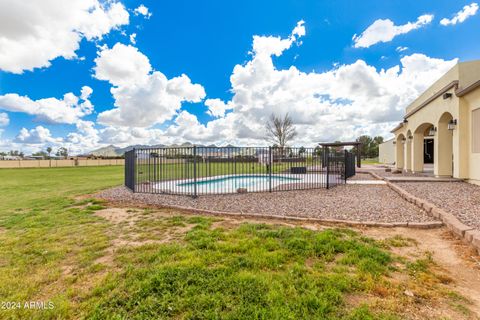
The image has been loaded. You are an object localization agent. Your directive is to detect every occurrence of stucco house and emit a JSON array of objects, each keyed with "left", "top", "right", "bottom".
[{"left": 391, "top": 60, "right": 480, "bottom": 185}]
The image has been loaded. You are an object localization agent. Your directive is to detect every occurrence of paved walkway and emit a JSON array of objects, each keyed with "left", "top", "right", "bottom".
[
  {"left": 358, "top": 165, "right": 461, "bottom": 182},
  {"left": 383, "top": 176, "right": 460, "bottom": 182},
  {"left": 347, "top": 180, "right": 386, "bottom": 185}
]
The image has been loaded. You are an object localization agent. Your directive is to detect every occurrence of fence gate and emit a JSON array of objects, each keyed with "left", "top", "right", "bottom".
[{"left": 125, "top": 149, "right": 135, "bottom": 192}]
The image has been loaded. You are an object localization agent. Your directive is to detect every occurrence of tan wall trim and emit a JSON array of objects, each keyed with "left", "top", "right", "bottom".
[
  {"left": 404, "top": 80, "right": 459, "bottom": 119},
  {"left": 456, "top": 79, "right": 480, "bottom": 97},
  {"left": 403, "top": 79, "right": 480, "bottom": 121},
  {"left": 390, "top": 122, "right": 404, "bottom": 133}
]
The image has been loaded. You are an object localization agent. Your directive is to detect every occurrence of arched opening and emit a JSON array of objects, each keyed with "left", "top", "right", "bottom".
[
  {"left": 405, "top": 130, "right": 412, "bottom": 171},
  {"left": 395, "top": 133, "right": 405, "bottom": 169},
  {"left": 412, "top": 123, "right": 435, "bottom": 173},
  {"left": 436, "top": 112, "right": 454, "bottom": 177}
]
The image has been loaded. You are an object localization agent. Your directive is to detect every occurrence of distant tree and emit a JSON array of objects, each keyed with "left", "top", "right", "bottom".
[
  {"left": 354, "top": 135, "right": 384, "bottom": 159},
  {"left": 0, "top": 151, "right": 6, "bottom": 156},
  {"left": 265, "top": 113, "right": 297, "bottom": 149},
  {"left": 298, "top": 146, "right": 306, "bottom": 157},
  {"left": 56, "top": 147, "right": 68, "bottom": 158},
  {"left": 371, "top": 136, "right": 384, "bottom": 158},
  {"left": 46, "top": 147, "right": 52, "bottom": 159},
  {"left": 355, "top": 136, "right": 373, "bottom": 159},
  {"left": 8, "top": 150, "right": 24, "bottom": 157}
]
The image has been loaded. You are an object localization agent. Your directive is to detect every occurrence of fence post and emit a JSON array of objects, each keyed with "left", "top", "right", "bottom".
[
  {"left": 326, "top": 148, "right": 330, "bottom": 189},
  {"left": 193, "top": 146, "right": 197, "bottom": 198},
  {"left": 132, "top": 148, "right": 136, "bottom": 192},
  {"left": 269, "top": 146, "right": 272, "bottom": 192},
  {"left": 344, "top": 150, "right": 348, "bottom": 183}
]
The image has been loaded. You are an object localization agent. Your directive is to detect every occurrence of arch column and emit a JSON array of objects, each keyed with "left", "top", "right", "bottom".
[
  {"left": 436, "top": 113, "right": 454, "bottom": 177},
  {"left": 395, "top": 135, "right": 404, "bottom": 170},
  {"left": 405, "top": 132, "right": 412, "bottom": 172},
  {"left": 412, "top": 132, "right": 424, "bottom": 173}
]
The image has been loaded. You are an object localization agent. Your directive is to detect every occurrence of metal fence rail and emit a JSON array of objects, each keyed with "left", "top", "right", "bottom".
[{"left": 124, "top": 146, "right": 356, "bottom": 196}]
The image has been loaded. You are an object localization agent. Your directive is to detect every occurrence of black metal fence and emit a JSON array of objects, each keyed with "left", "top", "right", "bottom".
[{"left": 125, "top": 146, "right": 356, "bottom": 196}]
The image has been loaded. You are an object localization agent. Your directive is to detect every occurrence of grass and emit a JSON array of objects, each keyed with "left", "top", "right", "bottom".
[
  {"left": 361, "top": 158, "right": 379, "bottom": 165},
  {"left": 86, "top": 222, "right": 397, "bottom": 319},
  {"left": 0, "top": 166, "right": 474, "bottom": 319},
  {"left": 0, "top": 167, "right": 122, "bottom": 319}
]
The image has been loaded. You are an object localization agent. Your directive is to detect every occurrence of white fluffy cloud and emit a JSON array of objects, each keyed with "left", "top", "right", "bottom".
[
  {"left": 15, "top": 126, "right": 62, "bottom": 144},
  {"left": 170, "top": 21, "right": 456, "bottom": 146},
  {"left": 2, "top": 20, "right": 460, "bottom": 153},
  {"left": 87, "top": 21, "right": 457, "bottom": 149},
  {"left": 0, "top": 113, "right": 9, "bottom": 127},
  {"left": 129, "top": 33, "right": 137, "bottom": 44},
  {"left": 353, "top": 14, "right": 434, "bottom": 48},
  {"left": 0, "top": 0, "right": 129, "bottom": 74},
  {"left": 0, "top": 86, "right": 94, "bottom": 124},
  {"left": 95, "top": 43, "right": 206, "bottom": 127},
  {"left": 205, "top": 99, "right": 233, "bottom": 118},
  {"left": 440, "top": 3, "right": 478, "bottom": 26},
  {"left": 134, "top": 4, "right": 152, "bottom": 18},
  {"left": 93, "top": 43, "right": 151, "bottom": 86}
]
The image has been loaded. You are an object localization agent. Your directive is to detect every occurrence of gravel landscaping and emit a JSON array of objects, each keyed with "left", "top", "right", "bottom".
[
  {"left": 396, "top": 182, "right": 480, "bottom": 230},
  {"left": 96, "top": 184, "right": 437, "bottom": 224}
]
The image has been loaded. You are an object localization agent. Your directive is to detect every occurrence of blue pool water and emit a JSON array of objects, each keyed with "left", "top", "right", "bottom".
[
  {"left": 154, "top": 173, "right": 331, "bottom": 194},
  {"left": 177, "top": 175, "right": 300, "bottom": 190}
]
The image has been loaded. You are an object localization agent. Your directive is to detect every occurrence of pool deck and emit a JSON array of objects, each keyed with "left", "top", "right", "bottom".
[{"left": 152, "top": 173, "right": 343, "bottom": 195}]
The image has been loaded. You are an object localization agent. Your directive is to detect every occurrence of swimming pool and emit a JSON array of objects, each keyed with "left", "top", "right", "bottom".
[{"left": 154, "top": 174, "right": 310, "bottom": 194}]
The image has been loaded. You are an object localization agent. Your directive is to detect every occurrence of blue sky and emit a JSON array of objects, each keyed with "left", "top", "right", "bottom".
[{"left": 0, "top": 0, "right": 479, "bottom": 154}]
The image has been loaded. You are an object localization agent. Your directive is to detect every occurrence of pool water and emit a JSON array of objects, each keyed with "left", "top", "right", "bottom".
[
  {"left": 155, "top": 174, "right": 304, "bottom": 194},
  {"left": 178, "top": 175, "right": 300, "bottom": 189}
]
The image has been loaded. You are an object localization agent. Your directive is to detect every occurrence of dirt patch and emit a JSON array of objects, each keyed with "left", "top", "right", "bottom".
[
  {"left": 94, "top": 208, "right": 137, "bottom": 224},
  {"left": 362, "top": 227, "right": 480, "bottom": 317},
  {"left": 90, "top": 204, "right": 480, "bottom": 318},
  {"left": 61, "top": 264, "right": 74, "bottom": 276}
]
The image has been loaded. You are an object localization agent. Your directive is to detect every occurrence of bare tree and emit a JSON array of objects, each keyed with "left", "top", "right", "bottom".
[{"left": 265, "top": 113, "right": 297, "bottom": 148}]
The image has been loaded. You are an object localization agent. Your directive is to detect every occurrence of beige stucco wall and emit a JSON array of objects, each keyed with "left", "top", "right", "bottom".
[
  {"left": 0, "top": 159, "right": 125, "bottom": 169},
  {"left": 462, "top": 88, "right": 480, "bottom": 184},
  {"left": 405, "top": 65, "right": 459, "bottom": 115},
  {"left": 393, "top": 60, "right": 480, "bottom": 182},
  {"left": 394, "top": 85, "right": 462, "bottom": 177},
  {"left": 379, "top": 139, "right": 395, "bottom": 164}
]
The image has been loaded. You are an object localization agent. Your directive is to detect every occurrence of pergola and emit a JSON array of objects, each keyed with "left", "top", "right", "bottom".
[{"left": 318, "top": 142, "right": 362, "bottom": 168}]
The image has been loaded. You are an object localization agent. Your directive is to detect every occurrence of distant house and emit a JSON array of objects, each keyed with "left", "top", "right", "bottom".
[
  {"left": 1, "top": 155, "right": 22, "bottom": 160},
  {"left": 378, "top": 139, "right": 395, "bottom": 164},
  {"left": 391, "top": 60, "right": 480, "bottom": 184}
]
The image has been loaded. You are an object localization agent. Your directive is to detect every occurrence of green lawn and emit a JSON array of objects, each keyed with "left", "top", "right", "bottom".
[
  {"left": 0, "top": 167, "right": 473, "bottom": 319},
  {"left": 361, "top": 158, "right": 379, "bottom": 165}
]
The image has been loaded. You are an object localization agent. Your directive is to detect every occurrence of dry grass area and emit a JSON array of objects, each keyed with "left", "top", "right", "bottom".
[
  {"left": 86, "top": 205, "right": 480, "bottom": 319},
  {"left": 2, "top": 167, "right": 479, "bottom": 319}
]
